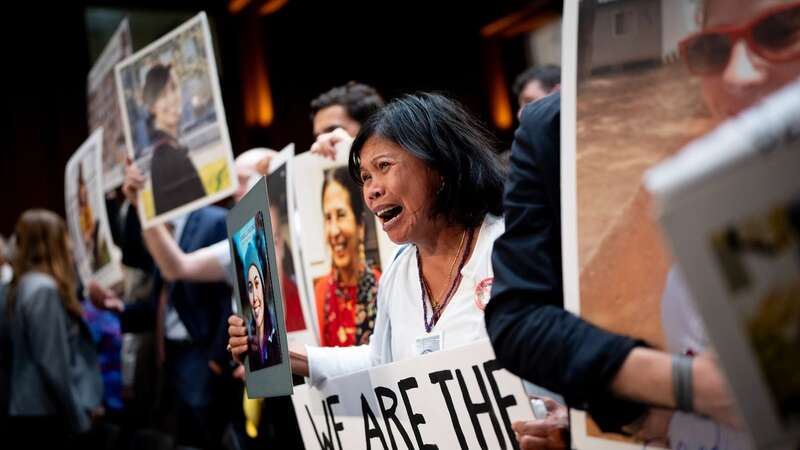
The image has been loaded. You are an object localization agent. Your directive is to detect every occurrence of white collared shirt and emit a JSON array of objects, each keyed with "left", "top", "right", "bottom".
[{"left": 307, "top": 215, "right": 504, "bottom": 386}]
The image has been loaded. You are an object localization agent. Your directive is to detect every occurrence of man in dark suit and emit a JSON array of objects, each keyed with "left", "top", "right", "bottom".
[
  {"left": 485, "top": 92, "right": 649, "bottom": 434},
  {"left": 92, "top": 205, "right": 233, "bottom": 448}
]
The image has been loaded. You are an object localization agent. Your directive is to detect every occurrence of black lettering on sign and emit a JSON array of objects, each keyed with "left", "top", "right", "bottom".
[
  {"left": 362, "top": 393, "right": 389, "bottom": 450},
  {"left": 304, "top": 398, "right": 336, "bottom": 450},
  {"left": 429, "top": 370, "right": 468, "bottom": 450},
  {"left": 375, "top": 386, "right": 414, "bottom": 450},
  {"left": 456, "top": 366, "right": 506, "bottom": 450},
  {"left": 483, "top": 359, "right": 519, "bottom": 450},
  {"left": 326, "top": 395, "right": 345, "bottom": 450},
  {"left": 398, "top": 377, "right": 438, "bottom": 450}
]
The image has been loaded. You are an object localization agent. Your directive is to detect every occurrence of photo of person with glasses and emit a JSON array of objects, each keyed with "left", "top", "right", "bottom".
[
  {"left": 663, "top": 0, "right": 800, "bottom": 447},
  {"left": 561, "top": 0, "right": 800, "bottom": 447}
]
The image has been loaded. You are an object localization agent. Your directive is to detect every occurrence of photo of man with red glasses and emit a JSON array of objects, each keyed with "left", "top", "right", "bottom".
[{"left": 570, "top": 0, "right": 800, "bottom": 446}]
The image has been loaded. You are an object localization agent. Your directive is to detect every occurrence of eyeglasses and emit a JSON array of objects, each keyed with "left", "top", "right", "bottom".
[{"left": 679, "top": 2, "right": 800, "bottom": 76}]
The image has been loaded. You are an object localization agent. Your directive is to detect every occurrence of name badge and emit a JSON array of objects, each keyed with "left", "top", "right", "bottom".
[{"left": 415, "top": 331, "right": 443, "bottom": 356}]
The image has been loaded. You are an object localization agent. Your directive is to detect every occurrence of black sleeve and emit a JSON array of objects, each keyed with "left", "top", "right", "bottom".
[
  {"left": 210, "top": 284, "right": 233, "bottom": 367},
  {"left": 119, "top": 294, "right": 157, "bottom": 334},
  {"left": 120, "top": 204, "right": 154, "bottom": 272},
  {"left": 484, "top": 94, "right": 647, "bottom": 432}
]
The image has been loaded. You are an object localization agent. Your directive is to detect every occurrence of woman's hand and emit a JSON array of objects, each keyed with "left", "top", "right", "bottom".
[
  {"left": 233, "top": 364, "right": 245, "bottom": 381},
  {"left": 88, "top": 405, "right": 105, "bottom": 426},
  {"left": 228, "top": 314, "right": 249, "bottom": 365},
  {"left": 513, "top": 397, "right": 569, "bottom": 450},
  {"left": 310, "top": 127, "right": 353, "bottom": 160},
  {"left": 692, "top": 352, "right": 742, "bottom": 429},
  {"left": 624, "top": 408, "right": 673, "bottom": 447},
  {"left": 254, "top": 150, "right": 278, "bottom": 177},
  {"left": 87, "top": 280, "right": 125, "bottom": 313},
  {"left": 122, "top": 158, "right": 145, "bottom": 206}
]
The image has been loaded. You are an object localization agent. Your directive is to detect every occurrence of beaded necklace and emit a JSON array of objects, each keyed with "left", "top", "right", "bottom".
[{"left": 416, "top": 227, "right": 475, "bottom": 333}]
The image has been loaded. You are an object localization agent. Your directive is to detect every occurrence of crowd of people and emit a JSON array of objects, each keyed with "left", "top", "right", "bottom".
[{"left": 1, "top": 1, "right": 799, "bottom": 449}]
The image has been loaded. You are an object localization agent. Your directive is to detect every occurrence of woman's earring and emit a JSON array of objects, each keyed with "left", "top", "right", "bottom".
[{"left": 437, "top": 181, "right": 445, "bottom": 195}]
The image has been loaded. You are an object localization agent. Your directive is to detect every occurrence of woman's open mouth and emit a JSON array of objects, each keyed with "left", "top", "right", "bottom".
[{"left": 376, "top": 205, "right": 403, "bottom": 230}]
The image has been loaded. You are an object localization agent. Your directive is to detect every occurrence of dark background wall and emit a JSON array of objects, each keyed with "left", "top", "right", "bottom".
[{"left": 0, "top": 0, "right": 560, "bottom": 236}]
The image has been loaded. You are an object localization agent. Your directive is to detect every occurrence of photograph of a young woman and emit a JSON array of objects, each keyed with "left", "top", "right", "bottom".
[{"left": 141, "top": 63, "right": 207, "bottom": 216}]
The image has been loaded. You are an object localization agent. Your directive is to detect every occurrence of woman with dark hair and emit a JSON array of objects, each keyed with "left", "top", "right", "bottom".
[
  {"left": 141, "top": 63, "right": 206, "bottom": 216},
  {"left": 4, "top": 210, "right": 103, "bottom": 446},
  {"left": 243, "top": 241, "right": 281, "bottom": 370},
  {"left": 231, "top": 92, "right": 509, "bottom": 377},
  {"left": 314, "top": 166, "right": 380, "bottom": 347},
  {"left": 229, "top": 93, "right": 569, "bottom": 446}
]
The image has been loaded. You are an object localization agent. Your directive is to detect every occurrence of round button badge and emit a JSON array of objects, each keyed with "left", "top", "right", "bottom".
[{"left": 474, "top": 277, "right": 493, "bottom": 311}]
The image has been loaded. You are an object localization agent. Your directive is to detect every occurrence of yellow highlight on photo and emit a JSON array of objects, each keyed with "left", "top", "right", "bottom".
[
  {"left": 142, "top": 190, "right": 155, "bottom": 220},
  {"left": 141, "top": 158, "right": 231, "bottom": 220},
  {"left": 199, "top": 158, "right": 231, "bottom": 194}
]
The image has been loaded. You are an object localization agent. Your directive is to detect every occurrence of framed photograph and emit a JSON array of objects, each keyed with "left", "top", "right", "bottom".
[
  {"left": 227, "top": 176, "right": 293, "bottom": 398},
  {"left": 265, "top": 144, "right": 317, "bottom": 346},
  {"left": 115, "top": 12, "right": 237, "bottom": 227},
  {"left": 87, "top": 18, "right": 133, "bottom": 192},
  {"left": 65, "top": 128, "right": 124, "bottom": 289},
  {"left": 646, "top": 80, "right": 800, "bottom": 450},
  {"left": 290, "top": 145, "right": 397, "bottom": 348}
]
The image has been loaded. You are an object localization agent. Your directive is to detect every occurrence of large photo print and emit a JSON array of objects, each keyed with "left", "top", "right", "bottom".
[
  {"left": 87, "top": 18, "right": 132, "bottom": 192},
  {"left": 291, "top": 150, "right": 396, "bottom": 348},
  {"left": 115, "top": 12, "right": 236, "bottom": 227},
  {"left": 563, "top": 0, "right": 800, "bottom": 447},
  {"left": 265, "top": 147, "right": 316, "bottom": 345},
  {"left": 65, "top": 129, "right": 123, "bottom": 288}
]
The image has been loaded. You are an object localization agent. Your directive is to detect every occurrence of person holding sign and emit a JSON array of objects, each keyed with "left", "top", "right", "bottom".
[{"left": 229, "top": 93, "right": 570, "bottom": 448}]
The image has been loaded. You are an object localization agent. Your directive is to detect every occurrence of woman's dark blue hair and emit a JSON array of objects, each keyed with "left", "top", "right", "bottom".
[{"left": 348, "top": 92, "right": 504, "bottom": 228}]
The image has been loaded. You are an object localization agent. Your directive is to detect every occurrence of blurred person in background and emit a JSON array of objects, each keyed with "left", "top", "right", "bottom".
[
  {"left": 512, "top": 65, "right": 561, "bottom": 118},
  {"left": 5, "top": 209, "right": 103, "bottom": 448}
]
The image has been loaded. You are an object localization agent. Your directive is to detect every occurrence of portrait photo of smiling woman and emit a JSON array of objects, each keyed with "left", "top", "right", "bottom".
[{"left": 312, "top": 166, "right": 381, "bottom": 347}]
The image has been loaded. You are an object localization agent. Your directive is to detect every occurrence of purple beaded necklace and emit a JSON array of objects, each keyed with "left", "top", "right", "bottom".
[{"left": 417, "top": 227, "right": 475, "bottom": 333}]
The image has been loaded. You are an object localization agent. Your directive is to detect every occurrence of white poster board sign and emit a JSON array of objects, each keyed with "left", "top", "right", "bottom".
[
  {"left": 87, "top": 18, "right": 133, "bottom": 192},
  {"left": 292, "top": 340, "right": 533, "bottom": 450},
  {"left": 265, "top": 144, "right": 317, "bottom": 346},
  {"left": 65, "top": 128, "right": 124, "bottom": 288},
  {"left": 115, "top": 12, "right": 237, "bottom": 227}
]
